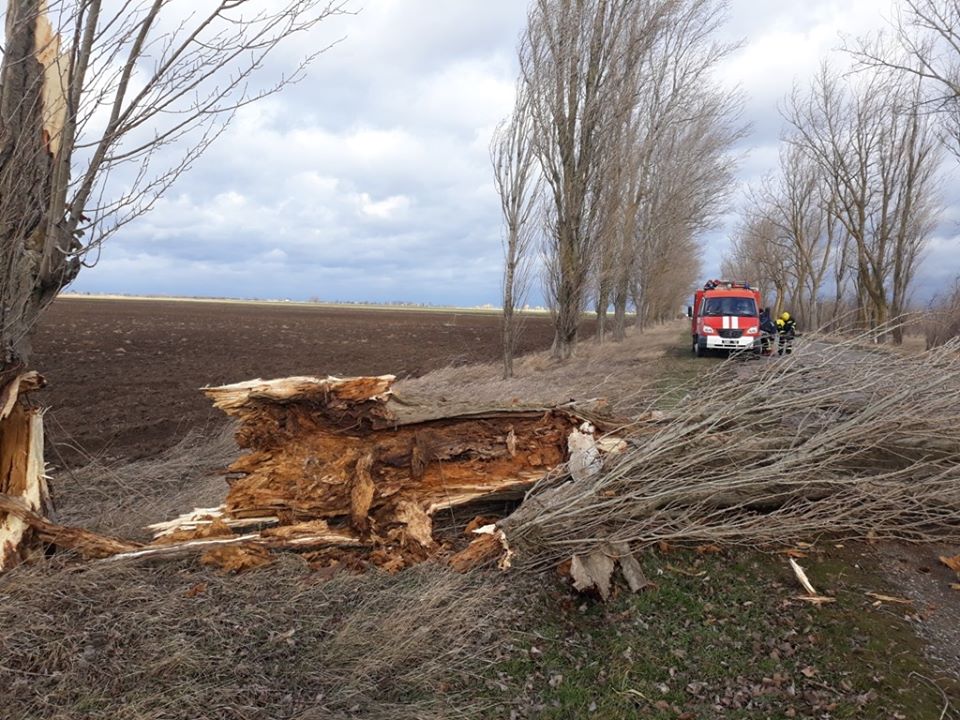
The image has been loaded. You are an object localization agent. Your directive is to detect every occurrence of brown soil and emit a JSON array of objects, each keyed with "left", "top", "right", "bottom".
[{"left": 31, "top": 298, "right": 562, "bottom": 467}]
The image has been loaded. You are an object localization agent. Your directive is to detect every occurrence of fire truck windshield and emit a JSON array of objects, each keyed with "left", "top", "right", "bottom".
[{"left": 702, "top": 297, "right": 757, "bottom": 317}]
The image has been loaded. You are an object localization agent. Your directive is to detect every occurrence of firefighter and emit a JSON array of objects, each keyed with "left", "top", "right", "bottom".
[
  {"left": 778, "top": 311, "right": 797, "bottom": 355},
  {"left": 759, "top": 308, "right": 777, "bottom": 354}
]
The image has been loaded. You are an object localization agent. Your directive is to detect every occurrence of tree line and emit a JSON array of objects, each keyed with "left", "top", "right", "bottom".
[
  {"left": 724, "top": 0, "right": 960, "bottom": 344},
  {"left": 497, "top": 0, "right": 960, "bottom": 370},
  {"left": 492, "top": 0, "right": 744, "bottom": 374}
]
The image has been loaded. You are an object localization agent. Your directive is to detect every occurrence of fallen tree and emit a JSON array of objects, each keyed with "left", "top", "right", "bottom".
[
  {"left": 1, "top": 374, "right": 632, "bottom": 573},
  {"left": 500, "top": 335, "right": 960, "bottom": 569},
  {"left": 4, "top": 333, "right": 960, "bottom": 596}
]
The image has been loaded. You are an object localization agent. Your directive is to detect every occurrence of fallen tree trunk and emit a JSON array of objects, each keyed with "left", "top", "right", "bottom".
[
  {"left": 187, "top": 375, "right": 611, "bottom": 569},
  {"left": 0, "top": 374, "right": 624, "bottom": 573}
]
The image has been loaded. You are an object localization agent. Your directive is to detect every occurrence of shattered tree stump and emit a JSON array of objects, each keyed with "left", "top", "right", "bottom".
[{"left": 0, "top": 372, "right": 51, "bottom": 570}]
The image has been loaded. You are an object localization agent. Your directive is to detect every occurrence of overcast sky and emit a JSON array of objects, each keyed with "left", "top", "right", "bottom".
[{"left": 72, "top": 0, "right": 960, "bottom": 306}]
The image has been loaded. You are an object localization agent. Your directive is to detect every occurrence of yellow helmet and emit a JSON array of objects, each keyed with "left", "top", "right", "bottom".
[
  {"left": 776, "top": 318, "right": 785, "bottom": 328},
  {"left": 780, "top": 312, "right": 791, "bottom": 322}
]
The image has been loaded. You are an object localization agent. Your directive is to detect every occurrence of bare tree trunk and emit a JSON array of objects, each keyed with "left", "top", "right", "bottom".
[
  {"left": 502, "top": 289, "right": 515, "bottom": 379},
  {"left": 492, "top": 85, "right": 539, "bottom": 378},
  {"left": 552, "top": 242, "right": 584, "bottom": 360},
  {"left": 612, "top": 278, "right": 629, "bottom": 341},
  {"left": 1, "top": 1, "right": 347, "bottom": 372},
  {"left": 595, "top": 285, "right": 609, "bottom": 343},
  {"left": 0, "top": 1, "right": 78, "bottom": 370}
]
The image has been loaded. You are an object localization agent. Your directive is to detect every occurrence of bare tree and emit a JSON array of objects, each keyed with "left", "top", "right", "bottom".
[
  {"left": 725, "top": 186, "right": 848, "bottom": 328},
  {"left": 740, "top": 142, "right": 835, "bottom": 327},
  {"left": 849, "top": 0, "right": 960, "bottom": 160},
  {"left": 923, "top": 276, "right": 960, "bottom": 348},
  {"left": 0, "top": 0, "right": 349, "bottom": 372},
  {"left": 521, "top": 0, "right": 668, "bottom": 360},
  {"left": 785, "top": 64, "right": 941, "bottom": 341},
  {"left": 723, "top": 211, "right": 788, "bottom": 313},
  {"left": 491, "top": 85, "right": 540, "bottom": 378},
  {"left": 610, "top": 0, "right": 741, "bottom": 337},
  {"left": 632, "top": 85, "right": 741, "bottom": 328}
]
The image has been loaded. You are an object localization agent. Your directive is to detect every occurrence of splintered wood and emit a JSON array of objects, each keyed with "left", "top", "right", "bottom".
[
  {"left": 0, "top": 372, "right": 647, "bottom": 590},
  {"left": 0, "top": 373, "right": 51, "bottom": 570},
  {"left": 146, "top": 374, "right": 600, "bottom": 571}
]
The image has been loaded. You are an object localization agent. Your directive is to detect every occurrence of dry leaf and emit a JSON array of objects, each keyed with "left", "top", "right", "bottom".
[
  {"left": 938, "top": 554, "right": 960, "bottom": 573},
  {"left": 696, "top": 544, "right": 722, "bottom": 554},
  {"left": 781, "top": 548, "right": 809, "bottom": 558},
  {"left": 950, "top": 583, "right": 960, "bottom": 591},
  {"left": 184, "top": 582, "right": 207, "bottom": 598}
]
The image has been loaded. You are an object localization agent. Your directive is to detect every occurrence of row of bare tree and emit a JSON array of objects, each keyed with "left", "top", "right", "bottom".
[
  {"left": 492, "top": 0, "right": 744, "bottom": 374},
  {"left": 724, "top": 66, "right": 941, "bottom": 342},
  {"left": 725, "top": 0, "right": 960, "bottom": 343}
]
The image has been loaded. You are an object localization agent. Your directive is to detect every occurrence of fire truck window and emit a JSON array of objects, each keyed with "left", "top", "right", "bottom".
[{"left": 703, "top": 298, "right": 757, "bottom": 317}]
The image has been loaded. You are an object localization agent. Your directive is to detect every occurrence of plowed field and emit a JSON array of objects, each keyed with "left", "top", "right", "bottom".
[{"left": 32, "top": 297, "right": 559, "bottom": 466}]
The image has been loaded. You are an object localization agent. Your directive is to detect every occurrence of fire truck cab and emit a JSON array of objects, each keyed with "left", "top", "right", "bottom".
[{"left": 689, "top": 280, "right": 762, "bottom": 357}]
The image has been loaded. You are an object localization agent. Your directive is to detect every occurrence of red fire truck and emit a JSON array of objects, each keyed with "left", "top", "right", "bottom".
[{"left": 689, "top": 280, "right": 763, "bottom": 357}]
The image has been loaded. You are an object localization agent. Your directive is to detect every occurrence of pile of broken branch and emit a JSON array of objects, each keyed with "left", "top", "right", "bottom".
[
  {"left": 3, "top": 333, "right": 960, "bottom": 598},
  {"left": 504, "top": 335, "right": 960, "bottom": 573}
]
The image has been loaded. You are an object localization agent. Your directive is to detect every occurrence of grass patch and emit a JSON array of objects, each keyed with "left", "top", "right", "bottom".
[{"left": 486, "top": 547, "right": 958, "bottom": 719}]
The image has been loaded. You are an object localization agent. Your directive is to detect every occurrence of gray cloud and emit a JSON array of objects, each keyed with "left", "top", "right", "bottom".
[{"left": 73, "top": 0, "right": 959, "bottom": 306}]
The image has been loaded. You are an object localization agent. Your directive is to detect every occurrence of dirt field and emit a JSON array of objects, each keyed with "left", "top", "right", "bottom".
[{"left": 31, "top": 297, "right": 562, "bottom": 466}]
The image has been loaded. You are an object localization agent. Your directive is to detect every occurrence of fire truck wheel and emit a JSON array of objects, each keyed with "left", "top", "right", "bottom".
[{"left": 694, "top": 337, "right": 704, "bottom": 357}]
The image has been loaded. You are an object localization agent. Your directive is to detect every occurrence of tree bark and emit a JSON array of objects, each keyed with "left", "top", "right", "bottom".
[{"left": 0, "top": 1, "right": 78, "bottom": 370}]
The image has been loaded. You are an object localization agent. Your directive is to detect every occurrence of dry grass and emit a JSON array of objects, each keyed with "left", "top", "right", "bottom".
[
  {"left": 396, "top": 322, "right": 684, "bottom": 417},
  {"left": 53, "top": 424, "right": 238, "bottom": 539},
  {"left": 924, "top": 280, "right": 960, "bottom": 350},
  {"left": 0, "top": 559, "right": 508, "bottom": 720}
]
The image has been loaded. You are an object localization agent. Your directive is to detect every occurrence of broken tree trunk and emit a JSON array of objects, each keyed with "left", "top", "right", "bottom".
[
  {"left": 0, "top": 372, "right": 51, "bottom": 569},
  {"left": 0, "top": 373, "right": 630, "bottom": 574},
  {"left": 185, "top": 375, "right": 601, "bottom": 568}
]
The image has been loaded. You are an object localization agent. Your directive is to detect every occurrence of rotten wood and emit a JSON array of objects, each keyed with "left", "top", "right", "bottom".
[{"left": 195, "top": 375, "right": 606, "bottom": 569}]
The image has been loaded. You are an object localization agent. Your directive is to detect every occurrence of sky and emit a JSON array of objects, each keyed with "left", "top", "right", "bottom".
[{"left": 70, "top": 0, "right": 960, "bottom": 306}]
